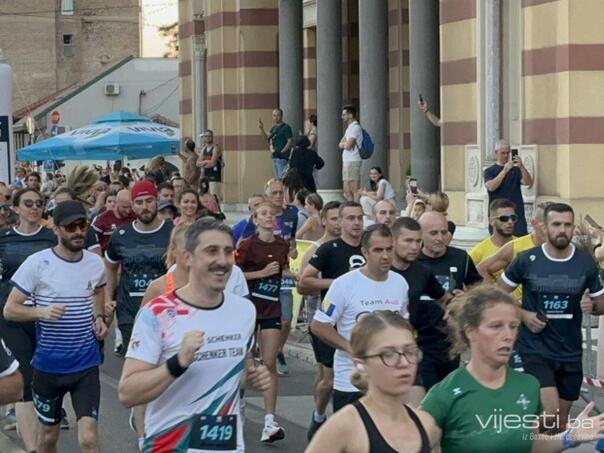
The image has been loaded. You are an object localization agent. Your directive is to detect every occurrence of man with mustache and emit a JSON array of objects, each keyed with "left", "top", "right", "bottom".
[
  {"left": 499, "top": 203, "right": 604, "bottom": 432},
  {"left": 4, "top": 201, "right": 108, "bottom": 452},
  {"left": 104, "top": 180, "right": 173, "bottom": 354},
  {"left": 416, "top": 212, "right": 482, "bottom": 389}
]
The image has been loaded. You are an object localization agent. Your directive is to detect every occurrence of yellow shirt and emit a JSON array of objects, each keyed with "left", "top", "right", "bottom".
[
  {"left": 511, "top": 233, "right": 537, "bottom": 258},
  {"left": 469, "top": 237, "right": 513, "bottom": 267}
]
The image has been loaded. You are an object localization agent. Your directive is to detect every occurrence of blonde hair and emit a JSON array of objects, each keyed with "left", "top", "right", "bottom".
[
  {"left": 448, "top": 286, "right": 519, "bottom": 359},
  {"left": 427, "top": 192, "right": 449, "bottom": 214},
  {"left": 165, "top": 223, "right": 190, "bottom": 267},
  {"left": 350, "top": 311, "right": 414, "bottom": 389},
  {"left": 252, "top": 201, "right": 272, "bottom": 218},
  {"left": 65, "top": 166, "right": 99, "bottom": 201}
]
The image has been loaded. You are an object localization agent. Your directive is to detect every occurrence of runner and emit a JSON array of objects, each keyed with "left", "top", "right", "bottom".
[
  {"left": 104, "top": 180, "right": 172, "bottom": 354},
  {"left": 0, "top": 188, "right": 61, "bottom": 450},
  {"left": 119, "top": 218, "right": 271, "bottom": 452},
  {"left": 231, "top": 194, "right": 266, "bottom": 246},
  {"left": 236, "top": 201, "right": 292, "bottom": 443},
  {"left": 298, "top": 201, "right": 366, "bottom": 439},
  {"left": 469, "top": 198, "right": 517, "bottom": 268},
  {"left": 91, "top": 189, "right": 135, "bottom": 253},
  {"left": 498, "top": 203, "right": 604, "bottom": 431},
  {"left": 0, "top": 339, "right": 22, "bottom": 404},
  {"left": 420, "top": 286, "right": 604, "bottom": 452},
  {"left": 390, "top": 217, "right": 452, "bottom": 405},
  {"left": 416, "top": 211, "right": 482, "bottom": 389},
  {"left": 4, "top": 200, "right": 108, "bottom": 453},
  {"left": 296, "top": 201, "right": 341, "bottom": 440},
  {"left": 311, "top": 224, "right": 409, "bottom": 412},
  {"left": 306, "top": 311, "right": 432, "bottom": 453}
]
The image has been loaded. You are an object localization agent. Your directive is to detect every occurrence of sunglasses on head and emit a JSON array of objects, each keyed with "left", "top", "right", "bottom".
[
  {"left": 62, "top": 220, "right": 89, "bottom": 233},
  {"left": 22, "top": 199, "right": 44, "bottom": 208},
  {"left": 491, "top": 214, "right": 517, "bottom": 223}
]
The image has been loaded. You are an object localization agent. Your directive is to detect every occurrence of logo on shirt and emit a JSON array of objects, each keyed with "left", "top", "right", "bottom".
[
  {"left": 516, "top": 394, "right": 530, "bottom": 410},
  {"left": 349, "top": 255, "right": 366, "bottom": 270},
  {"left": 119, "top": 229, "right": 125, "bottom": 235},
  {"left": 321, "top": 298, "right": 336, "bottom": 316},
  {"left": 452, "top": 387, "right": 462, "bottom": 396},
  {"left": 529, "top": 255, "right": 536, "bottom": 261},
  {"left": 129, "top": 337, "right": 140, "bottom": 351},
  {"left": 86, "top": 281, "right": 93, "bottom": 291}
]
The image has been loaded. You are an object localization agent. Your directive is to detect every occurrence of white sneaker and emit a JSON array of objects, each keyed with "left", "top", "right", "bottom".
[{"left": 260, "top": 421, "right": 285, "bottom": 443}]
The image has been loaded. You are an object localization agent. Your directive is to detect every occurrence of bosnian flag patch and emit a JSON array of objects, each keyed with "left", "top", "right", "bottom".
[{"left": 321, "top": 299, "right": 335, "bottom": 316}]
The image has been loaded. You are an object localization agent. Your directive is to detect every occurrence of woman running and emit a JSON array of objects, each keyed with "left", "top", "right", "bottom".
[
  {"left": 0, "top": 188, "right": 54, "bottom": 451},
  {"left": 306, "top": 310, "right": 432, "bottom": 453},
  {"left": 236, "top": 202, "right": 292, "bottom": 443},
  {"left": 174, "top": 188, "right": 200, "bottom": 226}
]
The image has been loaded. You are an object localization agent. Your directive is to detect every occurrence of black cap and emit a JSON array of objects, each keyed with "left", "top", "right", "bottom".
[{"left": 52, "top": 200, "right": 87, "bottom": 226}]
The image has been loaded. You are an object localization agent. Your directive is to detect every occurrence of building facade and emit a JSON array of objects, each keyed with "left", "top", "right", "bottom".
[
  {"left": 179, "top": 0, "right": 604, "bottom": 227},
  {"left": 0, "top": 0, "right": 140, "bottom": 112}
]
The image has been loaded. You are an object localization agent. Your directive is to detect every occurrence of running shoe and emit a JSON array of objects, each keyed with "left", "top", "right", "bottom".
[
  {"left": 261, "top": 421, "right": 285, "bottom": 443},
  {"left": 2, "top": 409, "right": 16, "bottom": 431},
  {"left": 60, "top": 408, "right": 70, "bottom": 430},
  {"left": 114, "top": 343, "right": 125, "bottom": 357},
  {"left": 276, "top": 352, "right": 289, "bottom": 376},
  {"left": 307, "top": 413, "right": 325, "bottom": 441}
]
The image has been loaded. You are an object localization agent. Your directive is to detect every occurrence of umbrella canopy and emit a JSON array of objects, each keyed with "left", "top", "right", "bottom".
[{"left": 17, "top": 111, "right": 180, "bottom": 161}]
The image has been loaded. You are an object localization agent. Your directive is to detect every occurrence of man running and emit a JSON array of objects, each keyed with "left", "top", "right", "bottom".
[
  {"left": 311, "top": 224, "right": 409, "bottom": 412},
  {"left": 119, "top": 218, "right": 271, "bottom": 452},
  {"left": 105, "top": 180, "right": 172, "bottom": 354},
  {"left": 469, "top": 198, "right": 517, "bottom": 268},
  {"left": 299, "top": 201, "right": 366, "bottom": 438},
  {"left": 4, "top": 200, "right": 108, "bottom": 453},
  {"left": 91, "top": 189, "right": 135, "bottom": 253},
  {"left": 390, "top": 217, "right": 451, "bottom": 403},
  {"left": 499, "top": 203, "right": 604, "bottom": 431},
  {"left": 416, "top": 211, "right": 482, "bottom": 389}
]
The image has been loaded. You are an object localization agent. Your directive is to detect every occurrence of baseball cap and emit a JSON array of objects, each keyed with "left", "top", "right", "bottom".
[
  {"left": 53, "top": 200, "right": 87, "bottom": 226},
  {"left": 131, "top": 180, "right": 158, "bottom": 200},
  {"left": 158, "top": 199, "right": 177, "bottom": 212}
]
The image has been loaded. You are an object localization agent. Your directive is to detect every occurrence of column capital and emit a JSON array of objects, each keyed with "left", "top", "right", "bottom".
[{"left": 193, "top": 34, "right": 206, "bottom": 59}]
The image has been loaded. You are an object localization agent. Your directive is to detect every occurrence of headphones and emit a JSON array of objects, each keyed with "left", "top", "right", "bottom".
[{"left": 355, "top": 363, "right": 365, "bottom": 372}]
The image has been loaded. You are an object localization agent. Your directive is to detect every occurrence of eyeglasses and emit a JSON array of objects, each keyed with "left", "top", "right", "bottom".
[
  {"left": 491, "top": 214, "right": 517, "bottom": 223},
  {"left": 21, "top": 199, "right": 44, "bottom": 208},
  {"left": 362, "top": 349, "right": 423, "bottom": 367},
  {"left": 62, "top": 220, "right": 89, "bottom": 233}
]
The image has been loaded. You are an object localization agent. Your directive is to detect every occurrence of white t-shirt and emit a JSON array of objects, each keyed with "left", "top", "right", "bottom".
[
  {"left": 313, "top": 269, "right": 409, "bottom": 392},
  {"left": 128, "top": 291, "right": 256, "bottom": 452},
  {"left": 378, "top": 179, "right": 396, "bottom": 201},
  {"left": 342, "top": 121, "right": 363, "bottom": 162}
]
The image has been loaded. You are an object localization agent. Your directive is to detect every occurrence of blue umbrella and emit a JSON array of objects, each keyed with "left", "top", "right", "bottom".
[{"left": 17, "top": 111, "right": 180, "bottom": 161}]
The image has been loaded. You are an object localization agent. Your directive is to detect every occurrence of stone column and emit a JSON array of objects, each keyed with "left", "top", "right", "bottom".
[
  {"left": 485, "top": 0, "right": 501, "bottom": 161},
  {"left": 278, "top": 0, "right": 303, "bottom": 134},
  {"left": 409, "top": 0, "right": 440, "bottom": 192},
  {"left": 193, "top": 34, "right": 207, "bottom": 139},
  {"left": 359, "top": 0, "right": 388, "bottom": 184},
  {"left": 316, "top": 0, "right": 342, "bottom": 191}
]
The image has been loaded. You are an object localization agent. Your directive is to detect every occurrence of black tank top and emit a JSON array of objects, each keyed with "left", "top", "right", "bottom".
[{"left": 352, "top": 401, "right": 430, "bottom": 453}]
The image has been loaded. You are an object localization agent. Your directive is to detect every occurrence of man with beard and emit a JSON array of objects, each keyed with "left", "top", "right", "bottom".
[
  {"left": 416, "top": 212, "right": 482, "bottom": 389},
  {"left": 499, "top": 203, "right": 604, "bottom": 431},
  {"left": 104, "top": 180, "right": 172, "bottom": 354},
  {"left": 469, "top": 198, "right": 517, "bottom": 269},
  {"left": 91, "top": 189, "right": 136, "bottom": 253},
  {"left": 4, "top": 201, "right": 108, "bottom": 452},
  {"left": 390, "top": 217, "right": 452, "bottom": 403}
]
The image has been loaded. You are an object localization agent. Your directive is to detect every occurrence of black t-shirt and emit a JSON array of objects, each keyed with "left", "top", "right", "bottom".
[
  {"left": 0, "top": 227, "right": 56, "bottom": 303},
  {"left": 415, "top": 247, "right": 482, "bottom": 356},
  {"left": 503, "top": 244, "right": 604, "bottom": 362},
  {"left": 391, "top": 261, "right": 445, "bottom": 307},
  {"left": 105, "top": 221, "right": 173, "bottom": 325},
  {"left": 309, "top": 238, "right": 366, "bottom": 299},
  {"left": 484, "top": 164, "right": 528, "bottom": 236}
]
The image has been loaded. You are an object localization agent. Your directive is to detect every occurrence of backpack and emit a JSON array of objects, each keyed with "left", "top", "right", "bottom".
[{"left": 359, "top": 128, "right": 374, "bottom": 159}]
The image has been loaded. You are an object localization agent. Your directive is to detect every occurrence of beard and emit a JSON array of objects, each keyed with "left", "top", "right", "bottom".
[
  {"left": 137, "top": 208, "right": 158, "bottom": 225},
  {"left": 548, "top": 233, "right": 571, "bottom": 250},
  {"left": 494, "top": 225, "right": 514, "bottom": 238},
  {"left": 60, "top": 235, "right": 85, "bottom": 253}
]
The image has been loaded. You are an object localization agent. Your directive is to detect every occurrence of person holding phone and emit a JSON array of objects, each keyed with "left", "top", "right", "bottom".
[{"left": 484, "top": 140, "right": 533, "bottom": 236}]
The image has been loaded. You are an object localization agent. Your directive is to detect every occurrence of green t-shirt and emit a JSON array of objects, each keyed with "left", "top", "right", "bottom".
[
  {"left": 269, "top": 122, "right": 293, "bottom": 159},
  {"left": 421, "top": 366, "right": 541, "bottom": 453}
]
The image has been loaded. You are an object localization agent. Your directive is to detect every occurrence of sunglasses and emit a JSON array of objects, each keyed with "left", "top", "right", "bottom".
[
  {"left": 21, "top": 199, "right": 44, "bottom": 208},
  {"left": 62, "top": 220, "right": 89, "bottom": 233},
  {"left": 491, "top": 214, "right": 517, "bottom": 223}
]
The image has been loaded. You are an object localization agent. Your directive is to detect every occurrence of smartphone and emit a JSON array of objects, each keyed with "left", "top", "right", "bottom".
[
  {"left": 409, "top": 177, "right": 418, "bottom": 194},
  {"left": 418, "top": 94, "right": 424, "bottom": 103},
  {"left": 511, "top": 148, "right": 519, "bottom": 158},
  {"left": 585, "top": 214, "right": 602, "bottom": 230}
]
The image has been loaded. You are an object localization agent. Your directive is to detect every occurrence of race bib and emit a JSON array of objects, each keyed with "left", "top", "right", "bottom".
[
  {"left": 251, "top": 278, "right": 280, "bottom": 302},
  {"left": 280, "top": 277, "right": 294, "bottom": 290},
  {"left": 435, "top": 275, "right": 454, "bottom": 293},
  {"left": 127, "top": 274, "right": 154, "bottom": 298},
  {"left": 33, "top": 391, "right": 61, "bottom": 425},
  {"left": 541, "top": 294, "right": 572, "bottom": 320},
  {"left": 189, "top": 414, "right": 237, "bottom": 451}
]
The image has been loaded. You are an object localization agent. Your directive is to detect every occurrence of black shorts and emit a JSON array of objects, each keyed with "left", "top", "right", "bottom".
[
  {"left": 118, "top": 323, "right": 134, "bottom": 351},
  {"left": 0, "top": 311, "right": 36, "bottom": 401},
  {"left": 418, "top": 353, "right": 460, "bottom": 391},
  {"left": 333, "top": 389, "right": 363, "bottom": 412},
  {"left": 32, "top": 367, "right": 100, "bottom": 425},
  {"left": 520, "top": 354, "right": 583, "bottom": 401},
  {"left": 309, "top": 327, "right": 335, "bottom": 368},
  {"left": 256, "top": 317, "right": 281, "bottom": 331}
]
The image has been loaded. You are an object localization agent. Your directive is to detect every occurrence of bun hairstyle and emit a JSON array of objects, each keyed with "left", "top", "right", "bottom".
[
  {"left": 65, "top": 166, "right": 99, "bottom": 202},
  {"left": 350, "top": 311, "right": 414, "bottom": 390},
  {"left": 448, "top": 286, "right": 519, "bottom": 359}
]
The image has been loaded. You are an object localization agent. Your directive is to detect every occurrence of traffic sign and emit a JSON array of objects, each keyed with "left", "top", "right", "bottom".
[{"left": 51, "top": 110, "right": 60, "bottom": 124}]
